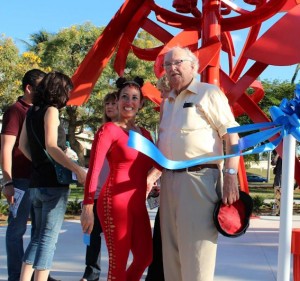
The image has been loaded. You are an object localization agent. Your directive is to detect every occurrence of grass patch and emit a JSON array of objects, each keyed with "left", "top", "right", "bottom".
[
  {"left": 249, "top": 185, "right": 300, "bottom": 200},
  {"left": 69, "top": 184, "right": 84, "bottom": 200},
  {"left": 249, "top": 186, "right": 275, "bottom": 199}
]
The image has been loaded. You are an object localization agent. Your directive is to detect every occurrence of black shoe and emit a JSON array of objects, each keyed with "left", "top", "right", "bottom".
[
  {"left": 48, "top": 276, "right": 61, "bottom": 281},
  {"left": 31, "top": 272, "right": 60, "bottom": 281}
]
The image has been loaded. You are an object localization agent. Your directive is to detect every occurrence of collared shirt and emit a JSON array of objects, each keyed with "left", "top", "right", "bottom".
[
  {"left": 1, "top": 96, "right": 32, "bottom": 178},
  {"left": 158, "top": 79, "right": 239, "bottom": 164}
]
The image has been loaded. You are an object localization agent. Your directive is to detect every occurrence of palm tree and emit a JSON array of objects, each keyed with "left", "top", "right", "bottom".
[
  {"left": 19, "top": 30, "right": 53, "bottom": 52},
  {"left": 291, "top": 63, "right": 300, "bottom": 84}
]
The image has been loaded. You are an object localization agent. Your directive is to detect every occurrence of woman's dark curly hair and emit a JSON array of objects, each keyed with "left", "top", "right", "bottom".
[
  {"left": 33, "top": 71, "right": 73, "bottom": 109},
  {"left": 115, "top": 76, "right": 144, "bottom": 100}
]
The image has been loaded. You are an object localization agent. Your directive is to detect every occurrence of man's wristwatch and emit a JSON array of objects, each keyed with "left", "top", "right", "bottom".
[{"left": 225, "top": 168, "right": 237, "bottom": 175}]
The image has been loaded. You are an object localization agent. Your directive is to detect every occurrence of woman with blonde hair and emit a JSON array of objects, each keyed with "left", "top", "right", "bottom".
[{"left": 80, "top": 92, "right": 118, "bottom": 281}]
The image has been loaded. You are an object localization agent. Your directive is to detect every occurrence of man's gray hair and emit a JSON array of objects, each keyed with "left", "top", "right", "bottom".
[{"left": 165, "top": 46, "right": 199, "bottom": 77}]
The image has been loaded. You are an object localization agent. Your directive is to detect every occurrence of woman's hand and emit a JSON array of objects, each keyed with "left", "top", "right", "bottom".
[
  {"left": 146, "top": 178, "right": 157, "bottom": 198},
  {"left": 146, "top": 168, "right": 162, "bottom": 198},
  {"left": 80, "top": 204, "right": 94, "bottom": 234},
  {"left": 147, "top": 181, "right": 159, "bottom": 199},
  {"left": 76, "top": 166, "right": 87, "bottom": 185}
]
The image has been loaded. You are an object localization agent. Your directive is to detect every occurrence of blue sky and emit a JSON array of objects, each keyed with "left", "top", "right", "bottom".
[{"left": 0, "top": 0, "right": 298, "bottom": 82}]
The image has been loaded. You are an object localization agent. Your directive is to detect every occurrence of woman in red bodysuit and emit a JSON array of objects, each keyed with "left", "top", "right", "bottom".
[{"left": 81, "top": 77, "right": 153, "bottom": 281}]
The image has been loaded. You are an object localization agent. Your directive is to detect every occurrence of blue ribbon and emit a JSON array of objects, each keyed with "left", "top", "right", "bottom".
[
  {"left": 229, "top": 83, "right": 300, "bottom": 153},
  {"left": 128, "top": 130, "right": 240, "bottom": 169},
  {"left": 128, "top": 84, "right": 300, "bottom": 169}
]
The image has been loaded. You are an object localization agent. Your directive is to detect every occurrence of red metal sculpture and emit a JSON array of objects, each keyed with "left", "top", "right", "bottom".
[{"left": 68, "top": 0, "right": 300, "bottom": 191}]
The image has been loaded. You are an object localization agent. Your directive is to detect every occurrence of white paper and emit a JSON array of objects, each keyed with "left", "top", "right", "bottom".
[
  {"left": 9, "top": 188, "right": 25, "bottom": 218},
  {"left": 72, "top": 172, "right": 77, "bottom": 181},
  {"left": 72, "top": 167, "right": 88, "bottom": 181}
]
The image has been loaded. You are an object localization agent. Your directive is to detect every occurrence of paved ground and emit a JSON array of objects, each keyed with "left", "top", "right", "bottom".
[{"left": 1, "top": 209, "right": 300, "bottom": 281}]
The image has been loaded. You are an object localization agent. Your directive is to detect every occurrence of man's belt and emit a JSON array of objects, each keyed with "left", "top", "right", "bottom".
[{"left": 168, "top": 164, "right": 219, "bottom": 173}]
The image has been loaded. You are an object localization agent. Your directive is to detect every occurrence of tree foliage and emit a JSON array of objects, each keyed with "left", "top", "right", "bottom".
[
  {"left": 236, "top": 79, "right": 295, "bottom": 126},
  {"left": 0, "top": 35, "right": 46, "bottom": 113},
  {"left": 235, "top": 80, "right": 296, "bottom": 165}
]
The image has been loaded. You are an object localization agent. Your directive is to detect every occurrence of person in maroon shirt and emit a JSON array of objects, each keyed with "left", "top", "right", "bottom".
[{"left": 1, "top": 69, "right": 59, "bottom": 281}]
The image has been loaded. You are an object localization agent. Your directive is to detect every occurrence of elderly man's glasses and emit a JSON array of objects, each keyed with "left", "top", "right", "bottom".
[{"left": 162, "top": 59, "right": 191, "bottom": 69}]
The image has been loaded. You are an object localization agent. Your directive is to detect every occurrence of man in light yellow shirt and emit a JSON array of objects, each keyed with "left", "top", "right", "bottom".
[{"left": 158, "top": 46, "right": 240, "bottom": 281}]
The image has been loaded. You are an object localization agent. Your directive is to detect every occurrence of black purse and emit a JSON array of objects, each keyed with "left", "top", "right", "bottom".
[
  {"left": 51, "top": 161, "right": 77, "bottom": 185},
  {"left": 30, "top": 120, "right": 77, "bottom": 185}
]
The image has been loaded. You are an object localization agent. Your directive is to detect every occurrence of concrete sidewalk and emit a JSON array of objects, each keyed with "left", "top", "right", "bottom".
[{"left": 1, "top": 210, "right": 300, "bottom": 281}]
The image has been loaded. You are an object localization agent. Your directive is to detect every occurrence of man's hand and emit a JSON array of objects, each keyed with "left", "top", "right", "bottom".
[
  {"left": 2, "top": 184, "right": 14, "bottom": 205},
  {"left": 80, "top": 204, "right": 94, "bottom": 234},
  {"left": 222, "top": 174, "right": 239, "bottom": 205},
  {"left": 222, "top": 132, "right": 240, "bottom": 205}
]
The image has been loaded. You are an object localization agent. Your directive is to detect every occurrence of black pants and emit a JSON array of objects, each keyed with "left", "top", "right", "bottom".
[
  {"left": 145, "top": 208, "right": 165, "bottom": 281},
  {"left": 82, "top": 199, "right": 102, "bottom": 281}
]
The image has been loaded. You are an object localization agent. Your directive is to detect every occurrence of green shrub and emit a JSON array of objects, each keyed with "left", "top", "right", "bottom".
[
  {"left": 0, "top": 200, "right": 9, "bottom": 216},
  {"left": 252, "top": 195, "right": 265, "bottom": 213},
  {"left": 66, "top": 197, "right": 82, "bottom": 215}
]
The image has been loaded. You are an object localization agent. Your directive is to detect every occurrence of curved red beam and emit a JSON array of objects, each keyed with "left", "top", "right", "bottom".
[
  {"left": 219, "top": 31, "right": 235, "bottom": 73},
  {"left": 221, "top": 0, "right": 251, "bottom": 15},
  {"left": 232, "top": 80, "right": 265, "bottom": 117},
  {"left": 280, "top": 0, "right": 300, "bottom": 11},
  {"left": 69, "top": 0, "right": 148, "bottom": 105},
  {"left": 142, "top": 18, "right": 174, "bottom": 44},
  {"left": 154, "top": 29, "right": 200, "bottom": 77},
  {"left": 142, "top": 82, "right": 162, "bottom": 106},
  {"left": 244, "top": 5, "right": 300, "bottom": 66},
  {"left": 221, "top": 0, "right": 287, "bottom": 31},
  {"left": 131, "top": 45, "right": 164, "bottom": 61},
  {"left": 114, "top": 2, "right": 152, "bottom": 76},
  {"left": 153, "top": 4, "right": 200, "bottom": 29},
  {"left": 230, "top": 24, "right": 261, "bottom": 81}
]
